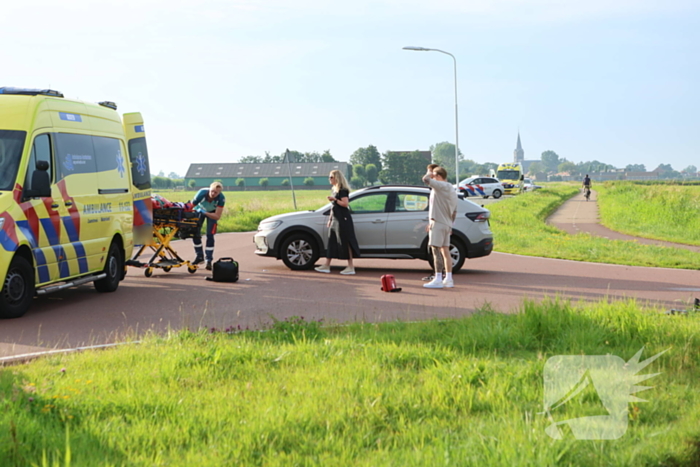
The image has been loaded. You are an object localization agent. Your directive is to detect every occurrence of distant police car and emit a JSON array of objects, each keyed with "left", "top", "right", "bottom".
[
  {"left": 523, "top": 178, "right": 543, "bottom": 191},
  {"left": 254, "top": 185, "right": 493, "bottom": 273},
  {"left": 457, "top": 176, "right": 503, "bottom": 199}
]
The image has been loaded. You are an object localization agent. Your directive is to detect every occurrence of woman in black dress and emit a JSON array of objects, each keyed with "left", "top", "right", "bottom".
[{"left": 315, "top": 170, "right": 361, "bottom": 275}]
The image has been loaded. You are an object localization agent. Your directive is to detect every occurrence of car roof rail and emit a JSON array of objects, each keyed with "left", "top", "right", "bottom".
[
  {"left": 0, "top": 87, "right": 64, "bottom": 98},
  {"left": 361, "top": 184, "right": 428, "bottom": 190}
]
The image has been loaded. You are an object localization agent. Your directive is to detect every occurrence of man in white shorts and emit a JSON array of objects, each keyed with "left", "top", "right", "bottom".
[{"left": 422, "top": 165, "right": 458, "bottom": 289}]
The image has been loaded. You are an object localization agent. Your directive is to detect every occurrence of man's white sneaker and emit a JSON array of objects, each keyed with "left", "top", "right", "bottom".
[
  {"left": 442, "top": 278, "right": 454, "bottom": 288},
  {"left": 314, "top": 266, "right": 331, "bottom": 273},
  {"left": 423, "top": 278, "right": 444, "bottom": 289}
]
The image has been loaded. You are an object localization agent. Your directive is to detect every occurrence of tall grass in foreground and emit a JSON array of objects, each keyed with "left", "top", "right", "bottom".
[
  {"left": 488, "top": 184, "right": 700, "bottom": 269},
  {"left": 1, "top": 299, "right": 699, "bottom": 466},
  {"left": 596, "top": 182, "right": 700, "bottom": 246}
]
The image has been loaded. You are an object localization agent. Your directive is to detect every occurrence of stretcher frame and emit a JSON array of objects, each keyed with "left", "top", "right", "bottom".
[{"left": 127, "top": 208, "right": 202, "bottom": 277}]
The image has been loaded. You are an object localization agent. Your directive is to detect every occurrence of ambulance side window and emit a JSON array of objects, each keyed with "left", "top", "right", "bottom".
[
  {"left": 128, "top": 137, "right": 151, "bottom": 190},
  {"left": 25, "top": 134, "right": 53, "bottom": 191},
  {"left": 54, "top": 133, "right": 97, "bottom": 180},
  {"left": 93, "top": 136, "right": 129, "bottom": 192}
]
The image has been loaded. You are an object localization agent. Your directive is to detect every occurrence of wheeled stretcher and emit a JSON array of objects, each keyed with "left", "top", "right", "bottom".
[{"left": 127, "top": 207, "right": 203, "bottom": 277}]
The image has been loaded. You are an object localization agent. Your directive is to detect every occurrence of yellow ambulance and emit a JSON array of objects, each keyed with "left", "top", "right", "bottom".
[
  {"left": 494, "top": 162, "right": 524, "bottom": 195},
  {"left": 0, "top": 87, "right": 152, "bottom": 318}
]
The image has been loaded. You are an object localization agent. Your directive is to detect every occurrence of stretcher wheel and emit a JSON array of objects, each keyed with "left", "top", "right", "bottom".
[
  {"left": 187, "top": 265, "right": 197, "bottom": 274},
  {"left": 145, "top": 268, "right": 154, "bottom": 278},
  {"left": 163, "top": 266, "right": 172, "bottom": 272}
]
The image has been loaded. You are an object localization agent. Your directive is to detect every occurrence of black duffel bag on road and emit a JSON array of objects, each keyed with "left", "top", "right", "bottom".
[{"left": 206, "top": 257, "right": 239, "bottom": 283}]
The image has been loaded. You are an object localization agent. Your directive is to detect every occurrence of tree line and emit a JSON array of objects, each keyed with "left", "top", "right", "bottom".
[
  {"left": 529, "top": 151, "right": 698, "bottom": 180},
  {"left": 151, "top": 144, "right": 698, "bottom": 190}
]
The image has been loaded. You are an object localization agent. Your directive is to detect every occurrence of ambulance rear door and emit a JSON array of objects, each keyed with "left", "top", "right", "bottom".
[{"left": 122, "top": 113, "right": 152, "bottom": 246}]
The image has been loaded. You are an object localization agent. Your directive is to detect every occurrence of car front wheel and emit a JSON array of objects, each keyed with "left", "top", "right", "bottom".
[
  {"left": 280, "top": 233, "right": 320, "bottom": 270},
  {"left": 0, "top": 255, "right": 35, "bottom": 319},
  {"left": 492, "top": 189, "right": 503, "bottom": 199}
]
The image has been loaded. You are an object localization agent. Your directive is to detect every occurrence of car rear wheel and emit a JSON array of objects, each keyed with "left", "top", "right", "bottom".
[
  {"left": 0, "top": 255, "right": 35, "bottom": 319},
  {"left": 492, "top": 189, "right": 503, "bottom": 199},
  {"left": 280, "top": 233, "right": 319, "bottom": 270},
  {"left": 427, "top": 237, "right": 466, "bottom": 273}
]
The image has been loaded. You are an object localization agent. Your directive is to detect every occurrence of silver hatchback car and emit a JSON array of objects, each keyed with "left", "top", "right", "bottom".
[{"left": 253, "top": 185, "right": 493, "bottom": 273}]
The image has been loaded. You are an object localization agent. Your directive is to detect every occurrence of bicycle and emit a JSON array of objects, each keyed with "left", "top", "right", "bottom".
[{"left": 584, "top": 186, "right": 591, "bottom": 201}]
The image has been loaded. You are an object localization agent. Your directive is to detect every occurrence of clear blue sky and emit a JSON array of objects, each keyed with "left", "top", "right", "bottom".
[{"left": 3, "top": 0, "right": 698, "bottom": 177}]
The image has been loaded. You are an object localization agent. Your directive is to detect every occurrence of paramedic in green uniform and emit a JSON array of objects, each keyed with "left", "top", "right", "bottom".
[{"left": 192, "top": 181, "right": 226, "bottom": 270}]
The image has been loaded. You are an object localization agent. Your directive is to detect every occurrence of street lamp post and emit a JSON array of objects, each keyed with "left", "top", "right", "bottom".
[{"left": 403, "top": 46, "right": 460, "bottom": 184}]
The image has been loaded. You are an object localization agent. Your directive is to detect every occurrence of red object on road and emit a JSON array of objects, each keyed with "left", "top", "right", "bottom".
[{"left": 380, "top": 274, "right": 402, "bottom": 292}]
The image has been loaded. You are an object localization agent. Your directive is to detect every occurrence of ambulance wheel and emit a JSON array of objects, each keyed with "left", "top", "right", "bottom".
[
  {"left": 144, "top": 268, "right": 154, "bottom": 278},
  {"left": 280, "top": 233, "right": 319, "bottom": 270},
  {"left": 95, "top": 242, "right": 124, "bottom": 293},
  {"left": 427, "top": 237, "right": 466, "bottom": 274},
  {"left": 0, "top": 255, "right": 35, "bottom": 319},
  {"left": 188, "top": 265, "right": 197, "bottom": 274},
  {"left": 163, "top": 266, "right": 172, "bottom": 272},
  {"left": 492, "top": 189, "right": 503, "bottom": 199}
]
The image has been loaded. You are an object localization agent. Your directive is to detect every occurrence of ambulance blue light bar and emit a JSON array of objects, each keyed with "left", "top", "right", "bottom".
[
  {"left": 98, "top": 101, "right": 118, "bottom": 110},
  {"left": 0, "top": 87, "right": 64, "bottom": 98}
]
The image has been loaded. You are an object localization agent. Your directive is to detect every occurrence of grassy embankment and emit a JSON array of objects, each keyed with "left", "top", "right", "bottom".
[
  {"left": 596, "top": 182, "right": 700, "bottom": 246},
  {"left": 2, "top": 300, "right": 699, "bottom": 466},
  {"left": 487, "top": 183, "right": 700, "bottom": 270}
]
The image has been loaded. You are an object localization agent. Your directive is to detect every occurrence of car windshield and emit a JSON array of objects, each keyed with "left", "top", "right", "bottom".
[
  {"left": 0, "top": 130, "right": 27, "bottom": 191},
  {"left": 497, "top": 170, "right": 520, "bottom": 180}
]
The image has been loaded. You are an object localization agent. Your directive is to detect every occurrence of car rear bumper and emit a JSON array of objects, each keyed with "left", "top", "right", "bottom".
[{"left": 466, "top": 237, "right": 493, "bottom": 258}]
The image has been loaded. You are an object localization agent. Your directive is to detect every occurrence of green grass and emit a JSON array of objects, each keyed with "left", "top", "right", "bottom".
[
  {"left": 596, "top": 182, "right": 700, "bottom": 246},
  {"left": 2, "top": 300, "right": 699, "bottom": 466},
  {"left": 488, "top": 184, "right": 700, "bottom": 270}
]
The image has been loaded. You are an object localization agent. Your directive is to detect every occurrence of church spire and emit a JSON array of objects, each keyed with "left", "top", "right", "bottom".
[{"left": 514, "top": 132, "right": 524, "bottom": 163}]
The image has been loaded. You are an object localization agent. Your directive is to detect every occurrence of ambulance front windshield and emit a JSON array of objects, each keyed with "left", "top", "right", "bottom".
[
  {"left": 0, "top": 130, "right": 26, "bottom": 191},
  {"left": 497, "top": 170, "right": 520, "bottom": 180}
]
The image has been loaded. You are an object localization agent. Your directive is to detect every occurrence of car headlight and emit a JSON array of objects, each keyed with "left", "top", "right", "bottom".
[{"left": 258, "top": 220, "right": 282, "bottom": 231}]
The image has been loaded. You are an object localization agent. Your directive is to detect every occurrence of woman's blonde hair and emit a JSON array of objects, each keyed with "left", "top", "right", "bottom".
[{"left": 329, "top": 170, "right": 350, "bottom": 192}]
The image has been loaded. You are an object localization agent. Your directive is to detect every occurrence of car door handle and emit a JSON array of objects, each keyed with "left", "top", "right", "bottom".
[
  {"left": 372, "top": 219, "right": 385, "bottom": 224},
  {"left": 51, "top": 203, "right": 60, "bottom": 209},
  {"left": 64, "top": 201, "right": 73, "bottom": 207}
]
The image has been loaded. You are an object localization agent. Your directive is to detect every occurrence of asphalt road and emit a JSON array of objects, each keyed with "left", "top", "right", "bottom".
[{"left": 2, "top": 228, "right": 699, "bottom": 360}]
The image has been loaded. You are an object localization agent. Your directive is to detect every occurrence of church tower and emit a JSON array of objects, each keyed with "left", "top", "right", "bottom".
[{"left": 514, "top": 132, "right": 524, "bottom": 163}]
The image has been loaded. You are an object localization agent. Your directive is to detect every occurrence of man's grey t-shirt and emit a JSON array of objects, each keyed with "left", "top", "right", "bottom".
[{"left": 424, "top": 177, "right": 458, "bottom": 227}]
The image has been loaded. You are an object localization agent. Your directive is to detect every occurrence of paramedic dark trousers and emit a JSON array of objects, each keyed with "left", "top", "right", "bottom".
[{"left": 193, "top": 216, "right": 218, "bottom": 262}]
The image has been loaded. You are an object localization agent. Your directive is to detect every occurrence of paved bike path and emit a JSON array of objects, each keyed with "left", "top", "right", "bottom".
[{"left": 547, "top": 189, "right": 700, "bottom": 254}]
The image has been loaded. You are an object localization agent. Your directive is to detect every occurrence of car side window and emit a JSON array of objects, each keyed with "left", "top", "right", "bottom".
[
  {"left": 349, "top": 193, "right": 389, "bottom": 213},
  {"left": 394, "top": 193, "right": 429, "bottom": 212},
  {"left": 472, "top": 178, "right": 481, "bottom": 184},
  {"left": 25, "top": 134, "right": 53, "bottom": 190}
]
